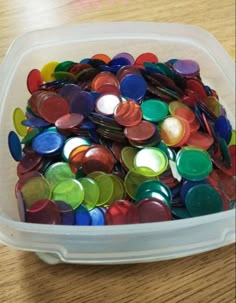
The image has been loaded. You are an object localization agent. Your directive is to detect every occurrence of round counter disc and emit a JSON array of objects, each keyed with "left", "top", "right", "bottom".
[
  {"left": 176, "top": 148, "right": 212, "bottom": 181},
  {"left": 78, "top": 177, "right": 100, "bottom": 210},
  {"left": 185, "top": 184, "right": 223, "bottom": 216},
  {"left": 134, "top": 147, "right": 168, "bottom": 176},
  {"left": 52, "top": 179, "right": 84, "bottom": 209}
]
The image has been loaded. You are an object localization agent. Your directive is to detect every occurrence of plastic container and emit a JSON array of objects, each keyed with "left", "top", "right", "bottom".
[{"left": 0, "top": 22, "right": 235, "bottom": 265}]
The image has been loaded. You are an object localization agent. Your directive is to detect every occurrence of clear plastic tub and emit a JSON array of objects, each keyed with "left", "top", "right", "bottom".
[{"left": 0, "top": 22, "right": 235, "bottom": 265}]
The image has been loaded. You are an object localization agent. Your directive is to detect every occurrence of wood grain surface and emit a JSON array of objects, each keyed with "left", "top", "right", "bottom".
[{"left": 0, "top": 1, "right": 235, "bottom": 302}]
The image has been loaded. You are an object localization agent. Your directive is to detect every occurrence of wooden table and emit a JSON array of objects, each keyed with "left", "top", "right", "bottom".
[{"left": 0, "top": 1, "right": 235, "bottom": 302}]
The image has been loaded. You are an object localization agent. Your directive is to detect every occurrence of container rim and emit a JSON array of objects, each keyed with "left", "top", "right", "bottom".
[{"left": 0, "top": 22, "right": 235, "bottom": 86}]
